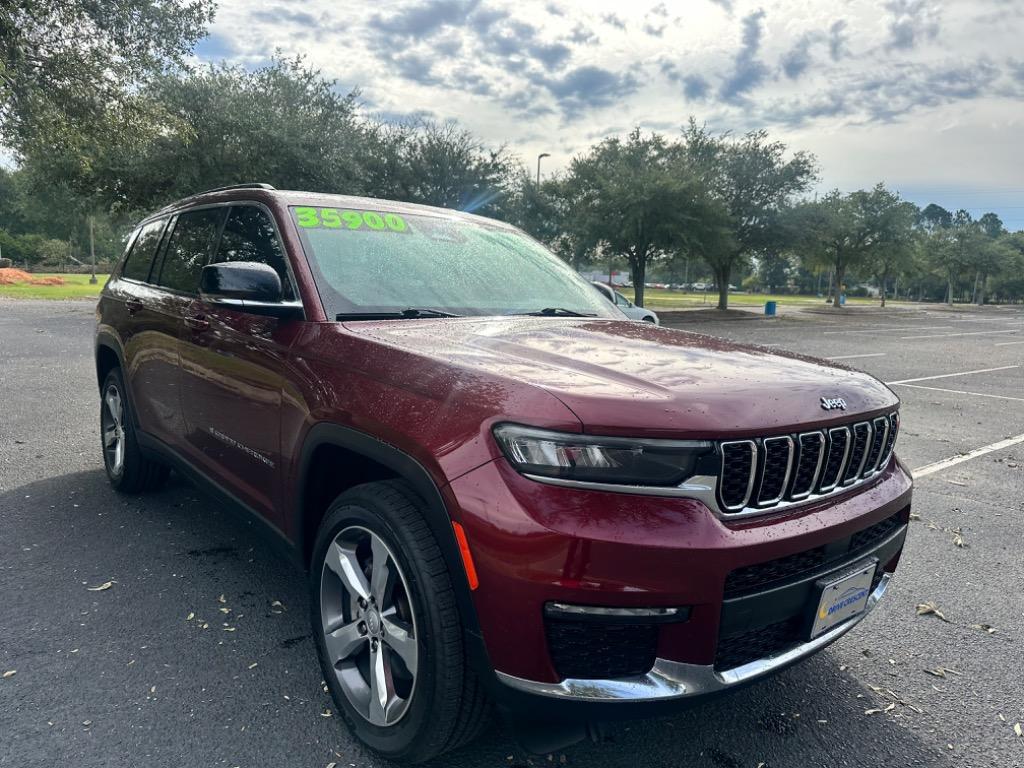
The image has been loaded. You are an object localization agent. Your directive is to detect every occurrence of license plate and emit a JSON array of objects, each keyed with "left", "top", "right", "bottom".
[{"left": 809, "top": 562, "right": 877, "bottom": 639}]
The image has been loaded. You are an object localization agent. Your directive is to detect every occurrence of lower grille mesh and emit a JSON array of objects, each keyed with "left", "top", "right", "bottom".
[{"left": 545, "top": 620, "right": 657, "bottom": 680}]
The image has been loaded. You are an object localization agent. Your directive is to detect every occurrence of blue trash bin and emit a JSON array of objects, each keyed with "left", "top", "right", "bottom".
[{"left": 764, "top": 300, "right": 777, "bottom": 316}]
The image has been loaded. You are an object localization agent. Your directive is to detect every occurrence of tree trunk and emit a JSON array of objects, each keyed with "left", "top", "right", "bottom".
[
  {"left": 715, "top": 266, "right": 730, "bottom": 311},
  {"left": 946, "top": 275, "right": 953, "bottom": 306},
  {"left": 631, "top": 259, "right": 646, "bottom": 307},
  {"left": 879, "top": 276, "right": 887, "bottom": 308},
  {"left": 976, "top": 273, "right": 987, "bottom": 306},
  {"left": 832, "top": 266, "right": 845, "bottom": 309}
]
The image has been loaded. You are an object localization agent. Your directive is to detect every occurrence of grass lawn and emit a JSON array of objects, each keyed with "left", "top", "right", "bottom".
[
  {"left": 0, "top": 273, "right": 110, "bottom": 300},
  {"left": 620, "top": 287, "right": 903, "bottom": 310}
]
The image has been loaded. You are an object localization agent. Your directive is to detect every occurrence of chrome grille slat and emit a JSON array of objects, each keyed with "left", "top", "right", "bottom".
[
  {"left": 843, "top": 421, "right": 873, "bottom": 486},
  {"left": 862, "top": 417, "right": 890, "bottom": 477},
  {"left": 818, "top": 427, "right": 851, "bottom": 493},
  {"left": 719, "top": 441, "right": 757, "bottom": 511},
  {"left": 790, "top": 432, "right": 826, "bottom": 499},
  {"left": 879, "top": 413, "right": 899, "bottom": 469},
  {"left": 757, "top": 437, "right": 794, "bottom": 505},
  {"left": 717, "top": 413, "right": 899, "bottom": 517}
]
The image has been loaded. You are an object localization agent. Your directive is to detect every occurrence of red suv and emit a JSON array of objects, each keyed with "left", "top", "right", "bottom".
[{"left": 95, "top": 184, "right": 912, "bottom": 763}]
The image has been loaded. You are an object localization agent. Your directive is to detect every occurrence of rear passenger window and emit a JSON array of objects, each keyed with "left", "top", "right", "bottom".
[
  {"left": 157, "top": 208, "right": 225, "bottom": 293},
  {"left": 214, "top": 206, "right": 294, "bottom": 300},
  {"left": 121, "top": 220, "right": 165, "bottom": 282}
]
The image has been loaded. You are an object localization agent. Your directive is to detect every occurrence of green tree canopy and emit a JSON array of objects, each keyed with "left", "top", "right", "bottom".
[
  {"left": 562, "top": 128, "right": 728, "bottom": 307},
  {"left": 1, "top": 0, "right": 215, "bottom": 160},
  {"left": 679, "top": 120, "right": 817, "bottom": 309}
]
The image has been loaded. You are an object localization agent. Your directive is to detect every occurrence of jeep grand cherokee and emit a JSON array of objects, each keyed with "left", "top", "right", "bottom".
[{"left": 94, "top": 183, "right": 912, "bottom": 763}]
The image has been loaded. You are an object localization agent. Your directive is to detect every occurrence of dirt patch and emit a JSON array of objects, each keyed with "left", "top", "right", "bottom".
[{"left": 0, "top": 268, "right": 65, "bottom": 286}]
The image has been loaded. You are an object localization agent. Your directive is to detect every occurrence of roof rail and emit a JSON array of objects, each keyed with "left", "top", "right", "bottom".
[{"left": 196, "top": 182, "right": 276, "bottom": 195}]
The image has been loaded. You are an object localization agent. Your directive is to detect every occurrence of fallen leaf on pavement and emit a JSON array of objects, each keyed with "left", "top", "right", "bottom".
[
  {"left": 924, "top": 667, "right": 960, "bottom": 679},
  {"left": 217, "top": 594, "right": 226, "bottom": 604},
  {"left": 1015, "top": 723, "right": 1022, "bottom": 738},
  {"left": 864, "top": 708, "right": 882, "bottom": 715},
  {"left": 2, "top": 670, "right": 15, "bottom": 679},
  {"left": 86, "top": 581, "right": 114, "bottom": 591},
  {"left": 970, "top": 623, "right": 997, "bottom": 634},
  {"left": 916, "top": 602, "right": 951, "bottom": 622}
]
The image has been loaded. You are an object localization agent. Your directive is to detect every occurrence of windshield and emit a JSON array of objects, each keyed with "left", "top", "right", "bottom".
[{"left": 291, "top": 206, "right": 618, "bottom": 319}]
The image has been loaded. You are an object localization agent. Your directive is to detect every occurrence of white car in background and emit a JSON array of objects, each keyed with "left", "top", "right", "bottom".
[{"left": 591, "top": 281, "right": 660, "bottom": 324}]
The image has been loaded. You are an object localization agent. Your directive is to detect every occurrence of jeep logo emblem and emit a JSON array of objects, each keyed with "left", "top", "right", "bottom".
[{"left": 820, "top": 396, "right": 847, "bottom": 411}]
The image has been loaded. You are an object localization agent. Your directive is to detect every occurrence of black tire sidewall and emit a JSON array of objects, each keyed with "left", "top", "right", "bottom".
[{"left": 309, "top": 490, "right": 454, "bottom": 760}]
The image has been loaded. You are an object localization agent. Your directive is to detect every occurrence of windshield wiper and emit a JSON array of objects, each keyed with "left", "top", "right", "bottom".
[
  {"left": 515, "top": 307, "right": 597, "bottom": 317},
  {"left": 336, "top": 308, "right": 462, "bottom": 321}
]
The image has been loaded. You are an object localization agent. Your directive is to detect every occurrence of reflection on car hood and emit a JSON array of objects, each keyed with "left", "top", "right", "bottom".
[{"left": 343, "top": 316, "right": 899, "bottom": 437}]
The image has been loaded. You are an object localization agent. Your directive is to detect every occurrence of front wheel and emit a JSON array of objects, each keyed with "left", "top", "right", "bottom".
[
  {"left": 100, "top": 368, "right": 168, "bottom": 493},
  {"left": 311, "top": 481, "right": 489, "bottom": 763}
]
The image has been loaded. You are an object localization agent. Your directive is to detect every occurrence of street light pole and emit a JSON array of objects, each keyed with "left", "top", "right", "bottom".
[
  {"left": 536, "top": 153, "right": 550, "bottom": 185},
  {"left": 89, "top": 216, "right": 98, "bottom": 284}
]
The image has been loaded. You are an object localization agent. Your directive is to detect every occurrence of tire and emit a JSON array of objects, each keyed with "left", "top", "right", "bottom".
[
  {"left": 100, "top": 368, "right": 169, "bottom": 493},
  {"left": 310, "top": 480, "right": 490, "bottom": 763},
  {"left": 642, "top": 315, "right": 656, "bottom": 323}
]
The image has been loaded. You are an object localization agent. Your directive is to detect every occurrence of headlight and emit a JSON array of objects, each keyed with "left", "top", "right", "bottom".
[{"left": 493, "top": 424, "right": 714, "bottom": 486}]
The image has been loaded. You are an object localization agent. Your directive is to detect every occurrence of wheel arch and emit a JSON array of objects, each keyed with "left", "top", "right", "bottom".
[
  {"left": 95, "top": 334, "right": 124, "bottom": 391},
  {"left": 295, "top": 423, "right": 486, "bottom": 642}
]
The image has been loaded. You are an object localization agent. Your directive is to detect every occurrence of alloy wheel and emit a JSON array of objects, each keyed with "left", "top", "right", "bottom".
[
  {"left": 320, "top": 525, "right": 418, "bottom": 727},
  {"left": 101, "top": 383, "right": 126, "bottom": 475}
]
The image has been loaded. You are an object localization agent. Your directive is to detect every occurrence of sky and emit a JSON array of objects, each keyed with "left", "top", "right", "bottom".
[{"left": 194, "top": 0, "right": 1024, "bottom": 229}]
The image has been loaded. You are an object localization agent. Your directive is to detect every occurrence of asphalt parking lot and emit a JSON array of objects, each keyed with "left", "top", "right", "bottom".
[{"left": 1, "top": 300, "right": 1022, "bottom": 768}]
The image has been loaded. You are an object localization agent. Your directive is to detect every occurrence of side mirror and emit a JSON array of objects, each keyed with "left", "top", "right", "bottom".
[{"left": 200, "top": 262, "right": 302, "bottom": 319}]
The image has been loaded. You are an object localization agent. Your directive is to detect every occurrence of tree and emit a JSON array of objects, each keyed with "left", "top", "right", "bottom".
[
  {"left": 790, "top": 184, "right": 910, "bottom": 309},
  {"left": 366, "top": 121, "right": 517, "bottom": 218},
  {"left": 926, "top": 210, "right": 983, "bottom": 305},
  {"left": 1, "top": 0, "right": 215, "bottom": 160},
  {"left": 50, "top": 57, "right": 371, "bottom": 212},
  {"left": 920, "top": 203, "right": 952, "bottom": 232},
  {"left": 864, "top": 195, "right": 919, "bottom": 307},
  {"left": 562, "top": 128, "right": 728, "bottom": 307},
  {"left": 679, "top": 121, "right": 817, "bottom": 310}
]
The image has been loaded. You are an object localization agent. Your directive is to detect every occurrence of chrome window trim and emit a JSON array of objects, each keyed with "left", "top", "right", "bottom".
[
  {"left": 756, "top": 436, "right": 794, "bottom": 506},
  {"left": 818, "top": 426, "right": 852, "bottom": 493},
  {"left": 719, "top": 440, "right": 757, "bottom": 511},
  {"left": 790, "top": 431, "right": 826, "bottom": 500},
  {"left": 496, "top": 573, "right": 892, "bottom": 702}
]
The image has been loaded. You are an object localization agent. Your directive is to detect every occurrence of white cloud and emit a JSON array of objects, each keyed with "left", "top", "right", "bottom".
[{"left": 198, "top": 0, "right": 1024, "bottom": 226}]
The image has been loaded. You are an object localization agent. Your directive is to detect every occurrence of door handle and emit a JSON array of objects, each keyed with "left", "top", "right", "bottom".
[
  {"left": 126, "top": 298, "right": 144, "bottom": 315},
  {"left": 184, "top": 315, "right": 209, "bottom": 332}
]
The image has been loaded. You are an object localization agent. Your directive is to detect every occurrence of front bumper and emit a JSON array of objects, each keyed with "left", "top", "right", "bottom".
[
  {"left": 448, "top": 453, "right": 912, "bottom": 710},
  {"left": 496, "top": 572, "right": 892, "bottom": 702}
]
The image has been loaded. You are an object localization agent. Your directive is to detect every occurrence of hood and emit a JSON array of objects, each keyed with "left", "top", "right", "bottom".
[{"left": 343, "top": 316, "right": 898, "bottom": 438}]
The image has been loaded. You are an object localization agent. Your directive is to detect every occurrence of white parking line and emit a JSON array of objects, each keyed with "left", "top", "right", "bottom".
[
  {"left": 892, "top": 383, "right": 1024, "bottom": 402},
  {"left": 886, "top": 365, "right": 1020, "bottom": 385},
  {"left": 824, "top": 353, "right": 887, "bottom": 360},
  {"left": 900, "top": 329, "right": 1021, "bottom": 340},
  {"left": 913, "top": 433, "right": 1024, "bottom": 478},
  {"left": 823, "top": 326, "right": 953, "bottom": 335},
  {"left": 994, "top": 340, "right": 1024, "bottom": 347}
]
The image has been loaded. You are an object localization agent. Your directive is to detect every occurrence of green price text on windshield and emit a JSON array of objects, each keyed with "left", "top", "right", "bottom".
[{"left": 294, "top": 207, "right": 408, "bottom": 233}]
